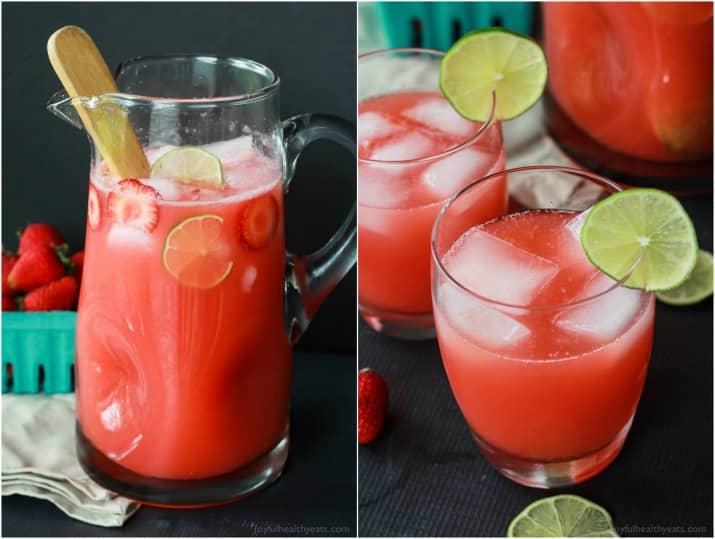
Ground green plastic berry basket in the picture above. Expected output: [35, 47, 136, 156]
[2, 311, 76, 393]
[375, 2, 535, 51]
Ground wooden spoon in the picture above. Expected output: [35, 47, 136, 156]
[47, 26, 150, 178]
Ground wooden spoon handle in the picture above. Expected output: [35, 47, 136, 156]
[47, 26, 150, 178]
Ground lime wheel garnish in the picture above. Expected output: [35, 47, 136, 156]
[151, 147, 224, 189]
[162, 214, 233, 289]
[440, 28, 548, 121]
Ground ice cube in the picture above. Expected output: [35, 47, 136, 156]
[358, 202, 399, 236]
[242, 266, 257, 292]
[101, 402, 121, 432]
[445, 229, 559, 305]
[439, 282, 530, 346]
[145, 145, 177, 164]
[359, 163, 410, 209]
[194, 187, 224, 201]
[201, 136, 254, 166]
[565, 209, 591, 242]
[403, 98, 478, 139]
[560, 209, 600, 271]
[369, 131, 433, 161]
[141, 178, 182, 200]
[358, 112, 400, 145]
[555, 272, 643, 339]
[421, 148, 495, 200]
[107, 225, 154, 250]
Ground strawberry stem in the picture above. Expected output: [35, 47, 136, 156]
[54, 244, 73, 272]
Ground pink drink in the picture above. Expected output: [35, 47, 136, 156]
[76, 138, 292, 480]
[359, 90, 506, 334]
[544, 2, 712, 163]
[434, 209, 654, 485]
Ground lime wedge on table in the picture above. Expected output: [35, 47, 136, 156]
[656, 250, 713, 305]
[150, 147, 224, 188]
[440, 28, 547, 122]
[580, 189, 698, 292]
[507, 495, 618, 537]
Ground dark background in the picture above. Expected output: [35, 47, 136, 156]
[2, 1, 357, 353]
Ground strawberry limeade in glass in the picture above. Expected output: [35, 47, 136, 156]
[49, 54, 356, 506]
[432, 167, 655, 488]
[359, 49, 506, 339]
[543, 2, 712, 190]
[77, 139, 289, 481]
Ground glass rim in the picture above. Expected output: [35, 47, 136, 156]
[75, 54, 280, 106]
[431, 165, 649, 313]
[358, 47, 497, 165]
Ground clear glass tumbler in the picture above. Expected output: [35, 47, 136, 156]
[358, 48, 506, 339]
[432, 166, 655, 488]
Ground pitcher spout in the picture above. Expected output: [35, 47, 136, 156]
[47, 89, 85, 129]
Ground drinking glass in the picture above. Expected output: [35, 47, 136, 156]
[432, 166, 655, 487]
[359, 48, 505, 339]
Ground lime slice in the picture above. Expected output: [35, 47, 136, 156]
[162, 214, 233, 289]
[150, 147, 224, 189]
[440, 28, 547, 121]
[580, 188, 698, 291]
[507, 495, 618, 537]
[656, 249, 713, 305]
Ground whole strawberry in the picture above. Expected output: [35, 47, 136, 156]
[358, 368, 389, 444]
[23, 275, 78, 311]
[7, 247, 66, 292]
[71, 251, 85, 284]
[18, 223, 64, 255]
[2, 252, 19, 295]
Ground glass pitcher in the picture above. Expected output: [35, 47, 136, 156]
[543, 2, 713, 193]
[47, 55, 356, 506]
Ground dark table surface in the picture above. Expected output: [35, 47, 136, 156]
[358, 196, 713, 537]
[2, 350, 356, 537]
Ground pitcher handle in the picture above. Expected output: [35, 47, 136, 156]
[282, 113, 356, 345]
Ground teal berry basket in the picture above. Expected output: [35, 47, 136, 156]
[375, 2, 535, 51]
[2, 311, 76, 393]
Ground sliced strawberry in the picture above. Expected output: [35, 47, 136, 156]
[88, 184, 101, 229]
[2, 253, 19, 295]
[18, 223, 64, 255]
[71, 251, 85, 283]
[107, 179, 159, 233]
[7, 247, 66, 292]
[238, 194, 279, 249]
[23, 275, 79, 311]
[2, 295, 17, 311]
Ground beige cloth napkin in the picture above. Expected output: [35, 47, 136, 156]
[2, 394, 140, 527]
[503, 100, 605, 209]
